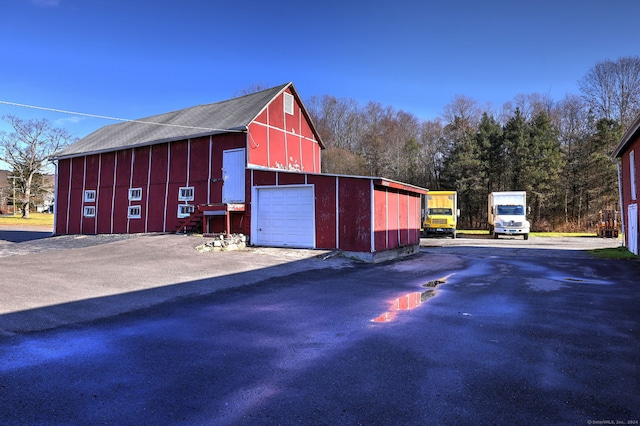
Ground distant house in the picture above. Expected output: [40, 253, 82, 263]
[612, 113, 640, 255]
[52, 83, 426, 260]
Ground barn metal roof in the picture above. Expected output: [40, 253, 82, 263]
[54, 82, 323, 159]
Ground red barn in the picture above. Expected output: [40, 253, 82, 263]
[612, 113, 640, 255]
[53, 83, 426, 260]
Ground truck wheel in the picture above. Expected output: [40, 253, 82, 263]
[494, 232, 499, 239]
[523, 234, 529, 240]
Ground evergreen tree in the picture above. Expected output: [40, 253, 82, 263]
[526, 112, 565, 226]
[441, 118, 486, 228]
[476, 113, 504, 193]
[584, 118, 623, 225]
[502, 109, 529, 191]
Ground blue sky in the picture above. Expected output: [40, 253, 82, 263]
[1, 0, 639, 148]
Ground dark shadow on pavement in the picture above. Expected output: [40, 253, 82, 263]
[0, 229, 52, 243]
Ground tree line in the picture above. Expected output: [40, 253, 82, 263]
[306, 56, 640, 231]
[2, 56, 639, 226]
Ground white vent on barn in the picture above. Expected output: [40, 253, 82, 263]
[177, 204, 195, 218]
[128, 205, 141, 219]
[178, 186, 194, 201]
[284, 92, 294, 115]
[83, 206, 96, 217]
[84, 190, 96, 203]
[128, 187, 142, 201]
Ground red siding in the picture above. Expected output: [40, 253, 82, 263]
[309, 174, 337, 249]
[286, 132, 302, 171]
[373, 188, 388, 251]
[246, 90, 321, 173]
[97, 153, 116, 234]
[301, 138, 317, 174]
[147, 183, 167, 232]
[189, 137, 211, 183]
[55, 159, 70, 235]
[169, 141, 188, 183]
[65, 157, 85, 234]
[268, 127, 286, 168]
[247, 122, 269, 167]
[131, 147, 150, 187]
[409, 193, 421, 245]
[97, 186, 113, 234]
[620, 137, 640, 247]
[150, 144, 168, 184]
[70, 157, 84, 191]
[252, 170, 277, 186]
[338, 177, 372, 252]
[85, 155, 100, 187]
[621, 139, 640, 206]
[372, 185, 423, 251]
[268, 94, 285, 130]
[278, 172, 306, 185]
[56, 151, 425, 255]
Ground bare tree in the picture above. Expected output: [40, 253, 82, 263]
[578, 56, 640, 128]
[234, 82, 270, 97]
[500, 92, 555, 124]
[442, 95, 482, 131]
[306, 95, 366, 174]
[0, 115, 74, 218]
[418, 119, 446, 189]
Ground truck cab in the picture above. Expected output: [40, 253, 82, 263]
[488, 191, 530, 240]
[423, 191, 459, 238]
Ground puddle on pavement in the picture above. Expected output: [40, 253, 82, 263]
[372, 276, 450, 323]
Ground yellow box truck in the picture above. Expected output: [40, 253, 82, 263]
[422, 191, 459, 238]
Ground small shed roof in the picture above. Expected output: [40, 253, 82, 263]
[612, 113, 640, 158]
[55, 82, 323, 159]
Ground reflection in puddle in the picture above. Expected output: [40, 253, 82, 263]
[372, 277, 448, 323]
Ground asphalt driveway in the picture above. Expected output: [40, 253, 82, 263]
[0, 233, 638, 424]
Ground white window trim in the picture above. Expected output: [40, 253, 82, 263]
[128, 205, 141, 219]
[84, 190, 96, 203]
[83, 206, 96, 217]
[129, 187, 143, 201]
[284, 92, 294, 115]
[178, 186, 194, 201]
[177, 204, 195, 218]
[630, 150, 637, 201]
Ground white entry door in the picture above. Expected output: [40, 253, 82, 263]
[628, 203, 638, 255]
[253, 186, 315, 248]
[222, 149, 245, 203]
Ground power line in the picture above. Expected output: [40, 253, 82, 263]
[0, 100, 243, 133]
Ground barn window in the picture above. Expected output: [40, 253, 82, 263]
[129, 187, 142, 201]
[83, 206, 96, 217]
[284, 93, 294, 115]
[128, 205, 141, 219]
[178, 186, 194, 201]
[177, 204, 195, 218]
[84, 190, 96, 203]
[631, 150, 637, 200]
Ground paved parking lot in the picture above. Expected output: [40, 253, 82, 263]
[0, 230, 638, 424]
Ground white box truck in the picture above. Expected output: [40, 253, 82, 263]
[488, 191, 530, 240]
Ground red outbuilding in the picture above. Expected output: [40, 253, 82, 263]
[53, 82, 427, 260]
[612, 113, 640, 255]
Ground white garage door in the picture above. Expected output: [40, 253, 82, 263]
[253, 186, 315, 248]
